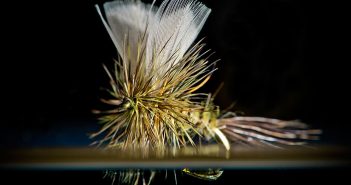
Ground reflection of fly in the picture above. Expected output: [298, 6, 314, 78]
[182, 168, 223, 181]
[92, 0, 321, 184]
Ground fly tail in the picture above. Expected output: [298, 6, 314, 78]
[218, 116, 322, 148]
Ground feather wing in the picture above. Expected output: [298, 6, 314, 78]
[98, 1, 156, 74]
[146, 0, 211, 75]
[97, 0, 211, 76]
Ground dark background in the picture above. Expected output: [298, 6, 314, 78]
[1, 0, 349, 184]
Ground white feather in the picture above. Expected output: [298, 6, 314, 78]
[147, 0, 211, 75]
[101, 1, 156, 74]
[98, 0, 211, 76]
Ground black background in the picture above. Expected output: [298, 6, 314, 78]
[1, 0, 349, 184]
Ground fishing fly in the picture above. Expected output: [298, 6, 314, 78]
[91, 0, 321, 184]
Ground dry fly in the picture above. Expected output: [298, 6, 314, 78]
[91, 0, 321, 184]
